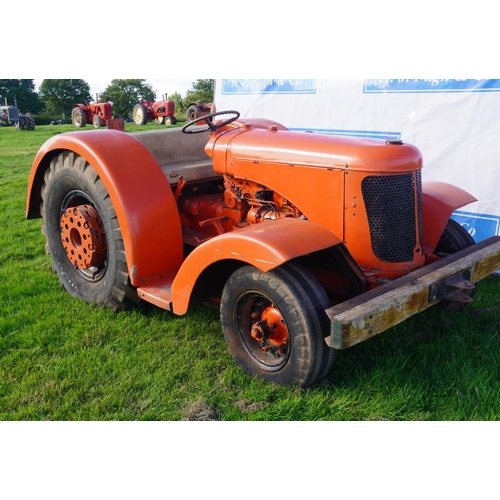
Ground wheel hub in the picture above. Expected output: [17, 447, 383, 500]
[60, 205, 107, 269]
[250, 305, 289, 357]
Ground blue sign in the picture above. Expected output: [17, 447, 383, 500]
[363, 79, 500, 94]
[451, 210, 500, 243]
[221, 79, 316, 95]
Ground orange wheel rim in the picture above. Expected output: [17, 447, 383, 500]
[60, 205, 107, 269]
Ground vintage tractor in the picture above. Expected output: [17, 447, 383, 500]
[0, 104, 35, 130]
[71, 95, 112, 128]
[26, 111, 500, 387]
[132, 97, 177, 125]
[186, 101, 213, 122]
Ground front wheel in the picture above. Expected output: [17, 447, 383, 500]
[220, 263, 335, 387]
[164, 116, 177, 126]
[434, 218, 477, 311]
[92, 115, 103, 128]
[40, 151, 139, 311]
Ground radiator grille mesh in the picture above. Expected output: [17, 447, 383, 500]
[361, 172, 422, 263]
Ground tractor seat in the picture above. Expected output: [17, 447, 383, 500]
[130, 127, 217, 185]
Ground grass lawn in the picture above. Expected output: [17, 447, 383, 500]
[2, 122, 500, 421]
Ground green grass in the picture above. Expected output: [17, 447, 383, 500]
[2, 123, 500, 421]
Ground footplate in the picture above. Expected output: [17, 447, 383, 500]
[326, 236, 500, 350]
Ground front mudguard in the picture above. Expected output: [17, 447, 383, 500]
[422, 181, 477, 253]
[170, 218, 343, 315]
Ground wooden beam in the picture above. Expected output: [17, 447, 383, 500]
[326, 237, 500, 350]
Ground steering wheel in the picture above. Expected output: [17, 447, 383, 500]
[182, 110, 240, 134]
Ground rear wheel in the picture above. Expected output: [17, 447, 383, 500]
[133, 103, 148, 125]
[220, 262, 334, 387]
[435, 218, 477, 311]
[40, 151, 139, 311]
[26, 112, 35, 130]
[186, 105, 200, 122]
[72, 107, 87, 128]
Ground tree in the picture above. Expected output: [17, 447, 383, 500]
[168, 91, 185, 113]
[39, 79, 92, 116]
[100, 79, 155, 117]
[185, 79, 214, 104]
[0, 79, 43, 114]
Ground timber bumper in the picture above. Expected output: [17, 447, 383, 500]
[326, 236, 500, 350]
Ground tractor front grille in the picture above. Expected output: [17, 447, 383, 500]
[361, 172, 422, 263]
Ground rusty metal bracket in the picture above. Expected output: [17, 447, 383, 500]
[428, 269, 474, 303]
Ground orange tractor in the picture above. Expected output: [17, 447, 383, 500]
[26, 110, 500, 387]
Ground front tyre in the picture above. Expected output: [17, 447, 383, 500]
[92, 115, 104, 128]
[435, 218, 477, 311]
[40, 151, 139, 311]
[220, 263, 332, 387]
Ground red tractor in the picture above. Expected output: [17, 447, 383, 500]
[186, 101, 214, 122]
[26, 110, 500, 387]
[71, 95, 113, 128]
[132, 97, 177, 126]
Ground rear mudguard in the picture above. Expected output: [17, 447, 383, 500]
[170, 218, 342, 315]
[422, 181, 477, 253]
[26, 130, 184, 286]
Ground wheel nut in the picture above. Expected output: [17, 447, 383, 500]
[251, 327, 263, 340]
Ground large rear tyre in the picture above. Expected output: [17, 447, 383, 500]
[40, 151, 139, 311]
[133, 103, 148, 125]
[434, 218, 477, 311]
[220, 262, 334, 387]
[186, 104, 200, 123]
[26, 112, 35, 130]
[72, 107, 87, 128]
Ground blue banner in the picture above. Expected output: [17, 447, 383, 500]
[290, 127, 401, 140]
[451, 210, 500, 243]
[221, 79, 316, 95]
[363, 79, 500, 94]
